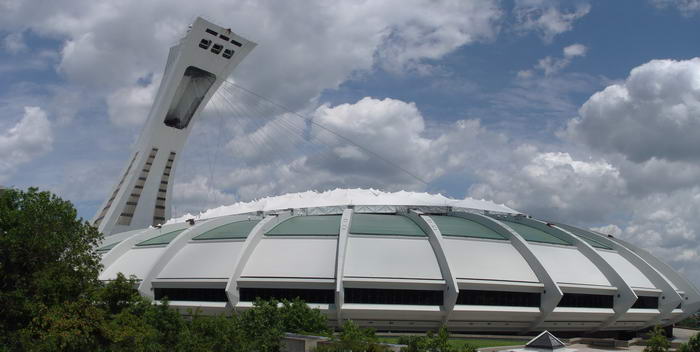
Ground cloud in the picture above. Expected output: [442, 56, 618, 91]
[468, 148, 627, 223]
[0, 0, 504, 122]
[651, 0, 700, 16]
[0, 106, 53, 182]
[106, 75, 160, 127]
[565, 58, 700, 163]
[2, 32, 27, 53]
[519, 43, 588, 77]
[513, 0, 591, 43]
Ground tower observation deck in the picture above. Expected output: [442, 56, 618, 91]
[92, 17, 256, 235]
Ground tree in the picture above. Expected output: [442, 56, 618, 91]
[679, 332, 700, 352]
[316, 320, 387, 352]
[398, 326, 477, 352]
[644, 326, 671, 352]
[0, 187, 103, 348]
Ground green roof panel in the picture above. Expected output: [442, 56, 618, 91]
[266, 215, 341, 236]
[97, 241, 121, 252]
[500, 221, 572, 246]
[193, 220, 260, 240]
[136, 229, 186, 247]
[350, 214, 426, 237]
[555, 223, 613, 250]
[431, 215, 506, 240]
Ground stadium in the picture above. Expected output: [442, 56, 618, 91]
[94, 17, 700, 334]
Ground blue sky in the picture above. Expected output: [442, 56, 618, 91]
[1, 0, 700, 285]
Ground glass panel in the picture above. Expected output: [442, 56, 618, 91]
[500, 221, 572, 246]
[193, 220, 260, 240]
[350, 214, 426, 237]
[136, 229, 185, 246]
[164, 66, 216, 129]
[266, 215, 340, 236]
[555, 223, 613, 250]
[431, 215, 506, 240]
[97, 241, 121, 253]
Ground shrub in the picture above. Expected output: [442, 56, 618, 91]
[644, 326, 671, 352]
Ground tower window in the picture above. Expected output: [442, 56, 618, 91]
[198, 39, 211, 49]
[219, 34, 230, 41]
[205, 28, 218, 36]
[223, 49, 234, 59]
[211, 44, 223, 54]
[164, 66, 216, 130]
[231, 39, 242, 47]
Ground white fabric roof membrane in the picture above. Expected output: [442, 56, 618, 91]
[168, 188, 518, 224]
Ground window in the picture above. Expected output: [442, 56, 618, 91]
[211, 43, 223, 54]
[558, 293, 613, 308]
[231, 39, 242, 47]
[154, 288, 227, 302]
[631, 296, 659, 309]
[344, 288, 443, 305]
[219, 34, 230, 41]
[239, 288, 335, 304]
[456, 290, 540, 307]
[205, 28, 218, 36]
[198, 39, 211, 49]
[164, 66, 216, 130]
[223, 49, 234, 59]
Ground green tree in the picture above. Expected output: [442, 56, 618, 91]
[0, 188, 103, 348]
[398, 326, 477, 352]
[679, 332, 700, 352]
[316, 320, 387, 352]
[644, 326, 671, 352]
[279, 297, 330, 335]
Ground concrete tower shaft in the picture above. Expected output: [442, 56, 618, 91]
[93, 17, 256, 235]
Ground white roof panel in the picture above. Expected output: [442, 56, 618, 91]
[344, 237, 442, 280]
[241, 238, 337, 279]
[443, 238, 539, 283]
[599, 250, 655, 289]
[158, 241, 245, 279]
[99, 247, 165, 281]
[530, 244, 611, 287]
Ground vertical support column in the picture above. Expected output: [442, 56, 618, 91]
[553, 224, 682, 328]
[512, 217, 637, 331]
[225, 212, 292, 308]
[448, 212, 563, 333]
[404, 210, 459, 323]
[334, 208, 353, 326]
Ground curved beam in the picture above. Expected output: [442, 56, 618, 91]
[404, 210, 459, 323]
[448, 212, 563, 333]
[509, 217, 637, 331]
[137, 214, 260, 299]
[225, 211, 293, 308]
[334, 208, 353, 326]
[610, 237, 700, 324]
[554, 224, 681, 328]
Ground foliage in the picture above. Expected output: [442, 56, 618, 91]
[679, 332, 700, 352]
[398, 326, 477, 352]
[279, 297, 330, 335]
[0, 187, 103, 349]
[316, 320, 388, 352]
[644, 326, 671, 352]
[678, 314, 700, 329]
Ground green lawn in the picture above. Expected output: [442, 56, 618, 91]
[377, 337, 528, 348]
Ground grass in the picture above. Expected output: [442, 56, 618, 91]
[377, 337, 528, 348]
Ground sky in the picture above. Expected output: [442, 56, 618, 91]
[1, 0, 700, 287]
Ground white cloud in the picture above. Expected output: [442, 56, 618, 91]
[651, 0, 700, 16]
[566, 58, 700, 162]
[2, 32, 27, 53]
[513, 0, 591, 43]
[106, 75, 160, 127]
[0, 0, 503, 121]
[522, 43, 588, 77]
[0, 106, 53, 182]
